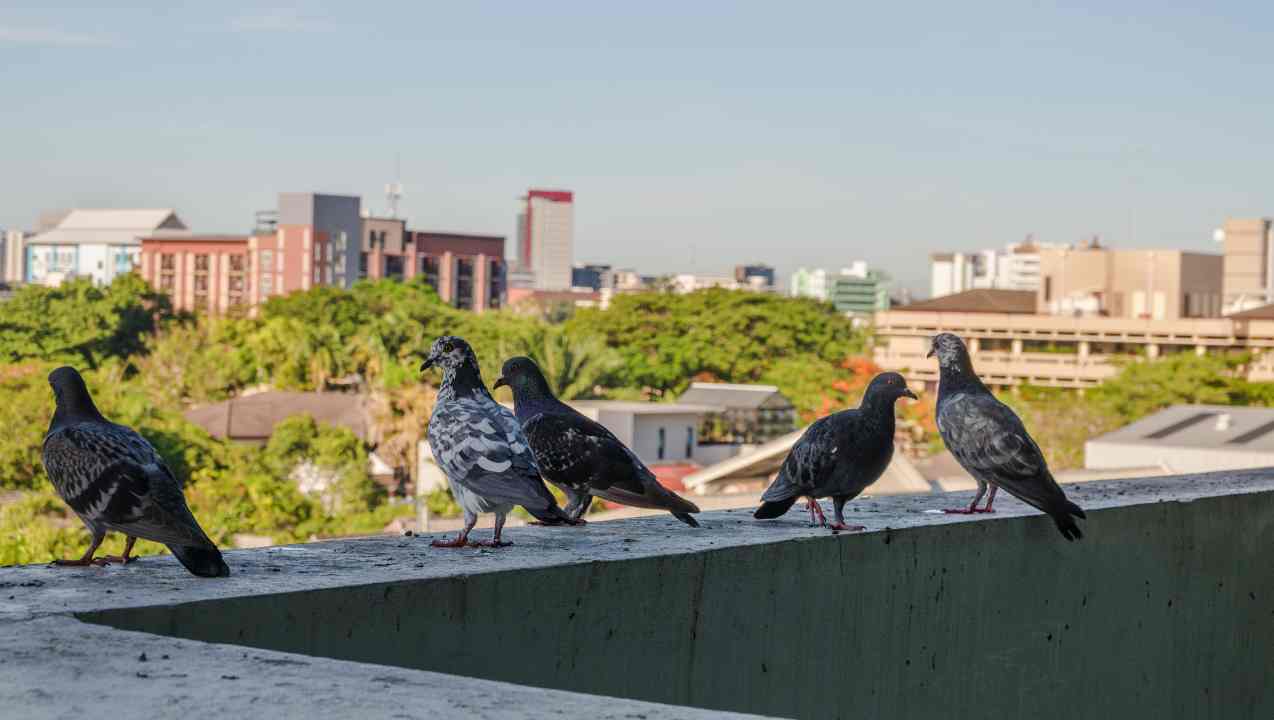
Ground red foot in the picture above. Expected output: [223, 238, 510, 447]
[474, 539, 513, 548]
[806, 500, 828, 527]
[942, 507, 994, 514]
[829, 523, 865, 532]
[430, 535, 471, 548]
[52, 557, 111, 567]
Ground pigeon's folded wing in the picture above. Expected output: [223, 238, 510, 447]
[43, 427, 213, 548]
[942, 393, 1058, 508]
[764, 416, 842, 501]
[431, 398, 556, 509]
[522, 412, 645, 494]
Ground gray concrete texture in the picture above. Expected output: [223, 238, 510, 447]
[2, 469, 1272, 719]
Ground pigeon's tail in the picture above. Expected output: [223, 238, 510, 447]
[170, 544, 230, 577]
[523, 502, 575, 525]
[673, 512, 700, 528]
[1050, 499, 1086, 542]
[754, 496, 798, 520]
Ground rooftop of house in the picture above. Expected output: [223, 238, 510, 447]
[1228, 303, 1274, 320]
[895, 288, 1038, 314]
[675, 383, 794, 410]
[1087, 404, 1274, 453]
[570, 400, 718, 416]
[29, 209, 187, 246]
[183, 391, 370, 442]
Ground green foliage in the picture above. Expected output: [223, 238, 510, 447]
[0, 275, 170, 368]
[264, 415, 381, 514]
[1089, 352, 1273, 423]
[565, 289, 866, 400]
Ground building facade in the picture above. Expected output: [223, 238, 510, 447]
[930, 240, 1062, 299]
[277, 193, 362, 290]
[1219, 218, 1273, 314]
[830, 269, 891, 315]
[789, 267, 832, 300]
[516, 189, 574, 290]
[23, 209, 187, 286]
[2, 229, 27, 285]
[412, 231, 506, 311]
[572, 263, 614, 292]
[138, 235, 254, 314]
[1037, 247, 1223, 320]
[734, 264, 776, 291]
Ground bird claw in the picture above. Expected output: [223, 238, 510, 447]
[474, 540, 513, 548]
[430, 536, 472, 549]
[829, 523, 865, 533]
[51, 557, 112, 568]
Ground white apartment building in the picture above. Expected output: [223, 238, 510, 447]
[23, 209, 188, 286]
[930, 240, 1066, 299]
[790, 261, 871, 301]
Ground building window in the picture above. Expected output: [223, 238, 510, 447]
[419, 255, 439, 290]
[488, 259, 504, 309]
[685, 426, 694, 459]
[455, 258, 474, 310]
[159, 274, 175, 292]
[1043, 276, 1052, 302]
[260, 250, 274, 272]
[193, 275, 209, 293]
[384, 255, 404, 280]
[159, 254, 175, 271]
[228, 254, 245, 272]
[194, 254, 209, 272]
[657, 427, 666, 461]
[359, 252, 369, 278]
[261, 274, 274, 295]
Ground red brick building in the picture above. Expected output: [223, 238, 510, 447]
[360, 218, 506, 311]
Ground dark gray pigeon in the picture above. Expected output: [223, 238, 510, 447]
[754, 372, 916, 531]
[495, 356, 702, 527]
[929, 332, 1086, 540]
[41, 367, 229, 577]
[422, 337, 575, 548]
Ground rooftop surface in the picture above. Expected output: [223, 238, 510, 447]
[183, 391, 370, 442]
[3, 468, 1271, 718]
[895, 288, 1038, 314]
[676, 382, 792, 409]
[1088, 404, 1274, 452]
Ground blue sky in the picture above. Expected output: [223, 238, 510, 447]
[2, 2, 1273, 294]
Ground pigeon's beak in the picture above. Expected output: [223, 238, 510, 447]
[493, 376, 507, 390]
[902, 388, 918, 401]
[925, 346, 936, 359]
[420, 355, 436, 372]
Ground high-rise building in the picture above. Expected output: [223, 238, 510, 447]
[276, 193, 362, 290]
[516, 189, 574, 290]
[572, 263, 613, 292]
[2, 229, 29, 285]
[830, 267, 891, 315]
[734, 264, 775, 292]
[1219, 218, 1273, 314]
[355, 215, 507, 310]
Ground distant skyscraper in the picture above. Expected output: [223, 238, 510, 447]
[517, 189, 574, 290]
[734, 264, 775, 291]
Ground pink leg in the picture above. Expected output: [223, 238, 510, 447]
[431, 514, 476, 548]
[474, 514, 513, 548]
[944, 483, 989, 514]
[806, 499, 827, 527]
[977, 486, 998, 513]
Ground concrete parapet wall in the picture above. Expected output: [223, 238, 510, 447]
[3, 469, 1273, 719]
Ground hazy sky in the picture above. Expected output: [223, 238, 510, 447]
[3, 2, 1273, 294]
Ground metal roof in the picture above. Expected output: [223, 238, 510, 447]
[676, 383, 793, 410]
[183, 392, 371, 442]
[895, 289, 1037, 314]
[569, 400, 716, 416]
[28, 209, 188, 246]
[1087, 404, 1274, 453]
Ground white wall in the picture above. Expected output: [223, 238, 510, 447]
[1084, 441, 1274, 475]
[631, 414, 698, 464]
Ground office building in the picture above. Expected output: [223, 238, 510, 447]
[516, 189, 574, 290]
[275, 193, 362, 290]
[829, 267, 891, 315]
[572, 263, 614, 292]
[23, 209, 187, 286]
[734, 264, 776, 292]
[789, 267, 832, 300]
[1037, 247, 1223, 319]
[1218, 218, 1273, 314]
[411, 231, 506, 311]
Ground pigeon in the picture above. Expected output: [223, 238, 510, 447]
[421, 336, 575, 548]
[41, 367, 230, 577]
[754, 372, 916, 531]
[494, 356, 702, 527]
[928, 332, 1086, 540]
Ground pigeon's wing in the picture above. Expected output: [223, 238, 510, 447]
[940, 393, 1066, 511]
[762, 415, 843, 502]
[42, 425, 214, 548]
[522, 412, 645, 494]
[430, 398, 558, 510]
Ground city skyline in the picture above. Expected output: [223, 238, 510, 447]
[5, 3, 1274, 293]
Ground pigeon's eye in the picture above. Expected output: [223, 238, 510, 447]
[443, 342, 454, 353]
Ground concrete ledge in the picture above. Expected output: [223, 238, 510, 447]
[3, 469, 1273, 719]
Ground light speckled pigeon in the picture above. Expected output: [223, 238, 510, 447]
[495, 356, 701, 527]
[754, 372, 916, 531]
[41, 367, 229, 576]
[929, 332, 1086, 540]
[422, 337, 574, 548]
